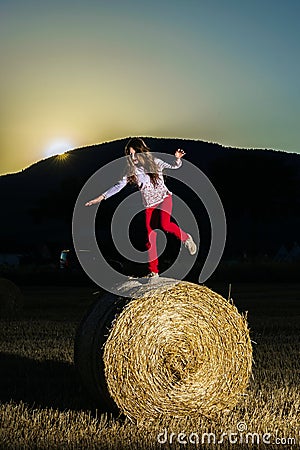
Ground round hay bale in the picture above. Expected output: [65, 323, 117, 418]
[0, 278, 23, 316]
[103, 281, 252, 421]
[74, 291, 127, 412]
[75, 279, 252, 421]
[74, 278, 179, 410]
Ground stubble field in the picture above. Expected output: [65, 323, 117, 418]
[0, 281, 299, 449]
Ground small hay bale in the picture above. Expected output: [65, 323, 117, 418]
[103, 281, 252, 421]
[0, 278, 23, 316]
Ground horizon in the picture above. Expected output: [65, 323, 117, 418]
[1, 135, 299, 177]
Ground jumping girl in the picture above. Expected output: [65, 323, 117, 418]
[85, 137, 197, 277]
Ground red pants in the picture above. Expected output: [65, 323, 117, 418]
[145, 194, 189, 273]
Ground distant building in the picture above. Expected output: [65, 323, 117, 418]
[0, 253, 22, 267]
[274, 242, 300, 262]
[274, 244, 289, 262]
[287, 242, 300, 262]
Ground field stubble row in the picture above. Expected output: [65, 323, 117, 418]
[0, 283, 299, 449]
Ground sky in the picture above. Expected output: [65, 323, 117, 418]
[0, 0, 299, 175]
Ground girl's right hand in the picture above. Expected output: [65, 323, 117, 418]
[85, 195, 104, 206]
[175, 148, 186, 158]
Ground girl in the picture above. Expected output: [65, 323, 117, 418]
[85, 138, 197, 277]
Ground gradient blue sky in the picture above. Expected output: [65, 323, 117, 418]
[1, 0, 299, 174]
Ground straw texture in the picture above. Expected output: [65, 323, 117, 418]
[103, 282, 252, 421]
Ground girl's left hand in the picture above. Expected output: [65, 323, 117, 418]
[175, 148, 186, 158]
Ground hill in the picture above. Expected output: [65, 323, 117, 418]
[1, 137, 299, 265]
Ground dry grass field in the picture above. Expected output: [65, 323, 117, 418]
[0, 281, 299, 449]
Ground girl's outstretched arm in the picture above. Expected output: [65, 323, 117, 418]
[85, 175, 128, 207]
[85, 194, 105, 206]
[155, 149, 186, 170]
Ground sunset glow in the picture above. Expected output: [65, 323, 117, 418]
[1, 1, 299, 175]
[44, 140, 74, 158]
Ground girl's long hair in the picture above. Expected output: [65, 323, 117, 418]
[124, 138, 160, 187]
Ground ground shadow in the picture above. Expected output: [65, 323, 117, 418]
[0, 352, 118, 415]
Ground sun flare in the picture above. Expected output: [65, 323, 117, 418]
[44, 140, 74, 158]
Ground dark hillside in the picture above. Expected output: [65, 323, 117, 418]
[1, 138, 299, 276]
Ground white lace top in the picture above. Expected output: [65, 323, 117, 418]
[102, 157, 182, 208]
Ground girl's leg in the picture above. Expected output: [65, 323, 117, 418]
[159, 195, 189, 241]
[145, 207, 159, 273]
